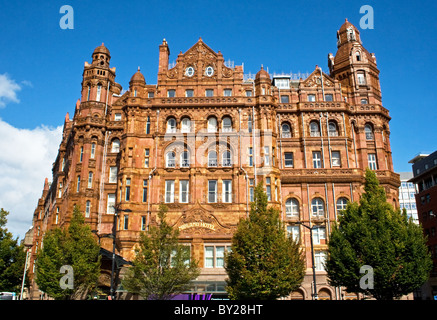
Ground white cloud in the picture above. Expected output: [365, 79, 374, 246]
[0, 119, 63, 239]
[0, 73, 22, 107]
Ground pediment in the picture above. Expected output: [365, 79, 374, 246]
[171, 201, 234, 235]
[302, 67, 335, 88]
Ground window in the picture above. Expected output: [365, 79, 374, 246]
[58, 182, 63, 198]
[311, 198, 325, 217]
[148, 92, 154, 98]
[145, 116, 151, 134]
[107, 193, 116, 214]
[125, 178, 131, 201]
[205, 89, 214, 97]
[308, 94, 316, 102]
[76, 176, 81, 193]
[245, 90, 252, 97]
[123, 215, 129, 230]
[141, 216, 147, 231]
[205, 66, 214, 77]
[328, 121, 338, 137]
[181, 150, 190, 167]
[222, 116, 232, 132]
[325, 94, 333, 102]
[85, 201, 91, 218]
[114, 113, 122, 121]
[368, 153, 378, 170]
[181, 118, 191, 133]
[313, 226, 326, 245]
[280, 95, 289, 103]
[222, 150, 232, 167]
[364, 124, 374, 140]
[109, 166, 118, 183]
[87, 85, 91, 100]
[248, 147, 253, 166]
[204, 245, 231, 268]
[167, 118, 177, 133]
[144, 149, 150, 168]
[96, 84, 102, 101]
[185, 89, 194, 97]
[91, 143, 96, 159]
[266, 177, 271, 201]
[264, 146, 270, 166]
[207, 117, 217, 132]
[111, 139, 120, 153]
[223, 180, 232, 203]
[248, 114, 253, 133]
[166, 151, 176, 168]
[167, 89, 175, 97]
[285, 198, 299, 218]
[282, 123, 291, 138]
[208, 180, 217, 203]
[357, 72, 366, 85]
[208, 150, 218, 167]
[223, 89, 232, 97]
[310, 121, 320, 137]
[312, 151, 322, 168]
[361, 98, 368, 104]
[336, 197, 348, 212]
[331, 151, 341, 167]
[284, 152, 294, 167]
[88, 172, 93, 188]
[79, 146, 84, 162]
[180, 180, 189, 203]
[287, 225, 300, 242]
[249, 178, 254, 202]
[356, 52, 361, 61]
[315, 251, 327, 271]
[142, 180, 148, 202]
[165, 180, 175, 203]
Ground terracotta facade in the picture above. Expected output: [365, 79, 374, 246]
[28, 20, 400, 300]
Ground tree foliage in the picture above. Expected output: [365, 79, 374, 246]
[122, 204, 200, 300]
[35, 205, 100, 300]
[0, 208, 27, 293]
[326, 169, 432, 300]
[225, 183, 305, 300]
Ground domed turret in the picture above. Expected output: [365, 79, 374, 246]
[92, 43, 111, 67]
[337, 18, 361, 48]
[255, 66, 270, 81]
[129, 67, 146, 92]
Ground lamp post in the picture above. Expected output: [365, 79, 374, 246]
[296, 221, 319, 300]
[110, 206, 131, 300]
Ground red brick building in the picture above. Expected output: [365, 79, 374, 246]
[409, 151, 437, 299]
[28, 19, 399, 300]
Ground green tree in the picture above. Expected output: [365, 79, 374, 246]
[325, 169, 432, 300]
[0, 208, 27, 293]
[122, 204, 200, 300]
[36, 205, 100, 299]
[225, 183, 305, 300]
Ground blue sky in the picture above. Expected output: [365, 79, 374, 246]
[0, 0, 436, 238]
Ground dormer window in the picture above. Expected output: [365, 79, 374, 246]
[356, 52, 361, 62]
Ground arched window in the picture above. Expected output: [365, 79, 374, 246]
[310, 121, 320, 137]
[208, 150, 217, 167]
[328, 121, 339, 137]
[181, 117, 191, 133]
[222, 150, 232, 167]
[282, 123, 291, 138]
[85, 200, 91, 218]
[166, 151, 176, 167]
[167, 118, 177, 133]
[356, 52, 361, 62]
[180, 150, 190, 167]
[311, 198, 325, 217]
[222, 116, 232, 132]
[336, 197, 348, 212]
[207, 117, 217, 132]
[87, 84, 91, 101]
[364, 124, 374, 140]
[285, 198, 299, 218]
[111, 139, 120, 153]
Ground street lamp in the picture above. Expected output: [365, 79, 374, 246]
[296, 221, 319, 300]
[110, 206, 131, 300]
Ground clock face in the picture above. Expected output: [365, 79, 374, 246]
[185, 66, 195, 77]
[205, 66, 214, 77]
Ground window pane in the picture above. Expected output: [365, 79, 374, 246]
[205, 246, 214, 268]
[284, 152, 293, 167]
[208, 181, 217, 203]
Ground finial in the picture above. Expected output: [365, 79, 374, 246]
[138, 66, 140, 71]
